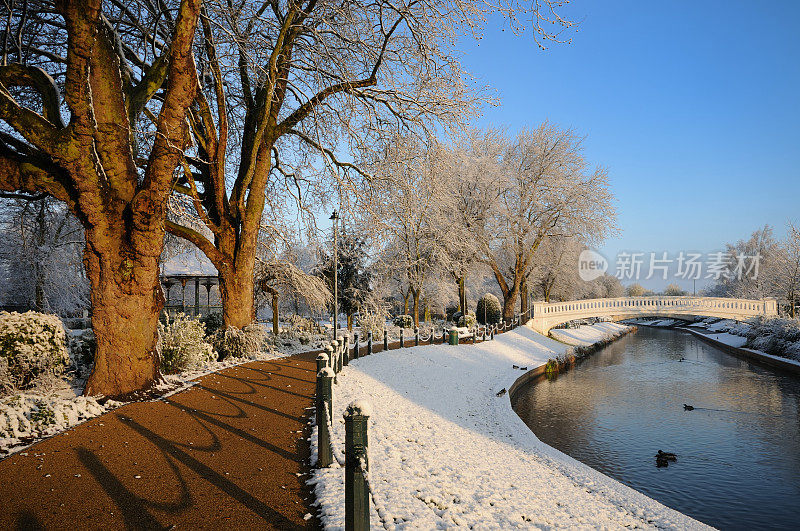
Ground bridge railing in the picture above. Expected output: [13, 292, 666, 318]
[532, 296, 777, 319]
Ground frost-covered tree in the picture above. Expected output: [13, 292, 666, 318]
[663, 283, 686, 296]
[439, 129, 504, 313]
[772, 222, 800, 318]
[255, 258, 331, 335]
[530, 236, 583, 302]
[366, 135, 447, 326]
[475, 123, 617, 320]
[0, 197, 87, 315]
[706, 225, 781, 300]
[626, 283, 646, 297]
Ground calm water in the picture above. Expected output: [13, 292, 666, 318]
[511, 327, 800, 530]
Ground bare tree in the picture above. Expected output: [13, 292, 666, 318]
[367, 134, 447, 326]
[475, 123, 617, 320]
[439, 129, 504, 313]
[163, 0, 578, 330]
[0, 0, 202, 397]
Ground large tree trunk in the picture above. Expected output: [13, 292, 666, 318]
[83, 228, 164, 398]
[502, 290, 518, 322]
[219, 268, 256, 329]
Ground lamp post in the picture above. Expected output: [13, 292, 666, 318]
[330, 210, 340, 340]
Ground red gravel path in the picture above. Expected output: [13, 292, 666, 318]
[0, 352, 321, 530]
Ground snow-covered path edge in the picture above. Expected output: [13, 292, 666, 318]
[309, 322, 711, 530]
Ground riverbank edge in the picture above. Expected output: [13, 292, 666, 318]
[508, 324, 638, 398]
[679, 327, 800, 375]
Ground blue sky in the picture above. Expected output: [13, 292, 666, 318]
[458, 1, 800, 289]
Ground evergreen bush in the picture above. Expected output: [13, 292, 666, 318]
[393, 314, 413, 329]
[476, 294, 502, 325]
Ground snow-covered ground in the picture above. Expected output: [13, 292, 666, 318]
[548, 321, 630, 346]
[309, 322, 708, 529]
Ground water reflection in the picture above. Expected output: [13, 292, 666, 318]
[511, 327, 800, 530]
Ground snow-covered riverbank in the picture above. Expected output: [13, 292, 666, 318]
[309, 322, 709, 529]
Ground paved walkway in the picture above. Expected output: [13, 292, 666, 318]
[0, 352, 321, 530]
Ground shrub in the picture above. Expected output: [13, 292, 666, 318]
[393, 314, 413, 329]
[67, 329, 96, 379]
[211, 323, 267, 360]
[457, 312, 477, 328]
[200, 312, 224, 336]
[358, 312, 386, 338]
[158, 314, 214, 374]
[445, 305, 459, 321]
[745, 317, 800, 361]
[283, 315, 317, 336]
[451, 311, 463, 323]
[0, 311, 69, 394]
[476, 294, 502, 325]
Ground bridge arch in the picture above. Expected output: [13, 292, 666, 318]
[528, 296, 778, 335]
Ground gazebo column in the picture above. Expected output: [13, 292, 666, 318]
[180, 279, 187, 313]
[194, 277, 200, 317]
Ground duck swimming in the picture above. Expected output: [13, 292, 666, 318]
[684, 404, 694, 411]
[656, 450, 677, 467]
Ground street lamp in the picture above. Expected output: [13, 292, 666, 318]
[330, 210, 340, 339]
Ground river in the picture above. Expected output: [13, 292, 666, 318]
[511, 326, 800, 530]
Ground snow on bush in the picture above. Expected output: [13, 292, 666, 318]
[476, 293, 502, 325]
[211, 323, 267, 360]
[745, 317, 800, 361]
[457, 312, 477, 328]
[158, 314, 215, 374]
[285, 315, 317, 333]
[1, 393, 121, 455]
[358, 311, 386, 338]
[0, 311, 69, 395]
[393, 314, 413, 329]
[705, 319, 750, 336]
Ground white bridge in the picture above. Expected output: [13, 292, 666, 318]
[528, 296, 778, 335]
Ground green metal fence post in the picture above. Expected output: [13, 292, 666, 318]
[414, 327, 419, 346]
[399, 328, 404, 348]
[367, 332, 373, 355]
[316, 368, 334, 467]
[353, 333, 359, 360]
[342, 336, 349, 366]
[344, 401, 371, 531]
[316, 353, 328, 375]
[383, 329, 388, 351]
